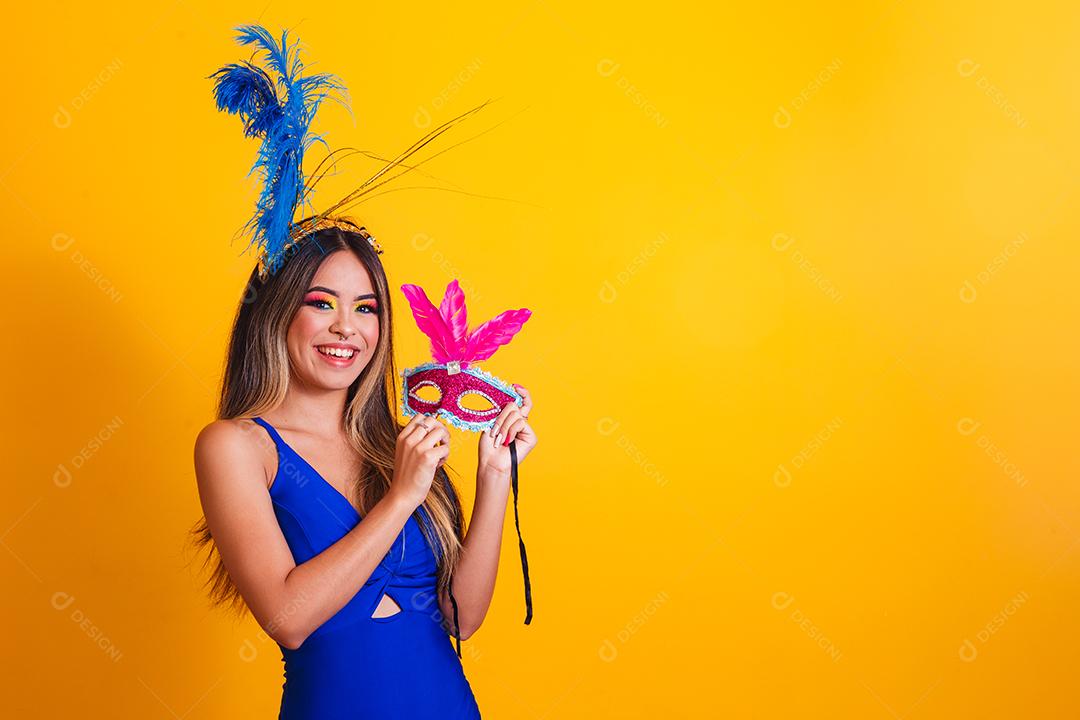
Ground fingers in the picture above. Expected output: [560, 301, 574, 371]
[512, 383, 532, 417]
[500, 416, 527, 446]
[490, 403, 524, 447]
[401, 413, 448, 449]
[399, 412, 430, 441]
[416, 418, 449, 450]
[428, 437, 452, 461]
[424, 422, 450, 449]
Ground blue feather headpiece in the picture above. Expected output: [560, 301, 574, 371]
[210, 24, 495, 278]
[209, 24, 349, 276]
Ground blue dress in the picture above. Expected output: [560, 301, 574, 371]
[251, 416, 482, 719]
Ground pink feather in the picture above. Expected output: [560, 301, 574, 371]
[437, 279, 469, 357]
[464, 308, 532, 363]
[400, 284, 459, 363]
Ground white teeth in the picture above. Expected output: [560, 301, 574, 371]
[317, 346, 355, 359]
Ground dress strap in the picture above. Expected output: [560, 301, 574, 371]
[251, 416, 285, 447]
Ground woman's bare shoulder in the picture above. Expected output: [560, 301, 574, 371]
[194, 418, 275, 488]
[195, 418, 262, 456]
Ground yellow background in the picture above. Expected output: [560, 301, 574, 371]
[4, 1, 1079, 717]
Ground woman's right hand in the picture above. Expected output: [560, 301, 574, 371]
[389, 413, 450, 508]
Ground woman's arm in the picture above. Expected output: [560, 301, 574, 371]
[194, 419, 416, 649]
[438, 469, 511, 640]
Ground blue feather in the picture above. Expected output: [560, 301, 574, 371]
[209, 24, 348, 275]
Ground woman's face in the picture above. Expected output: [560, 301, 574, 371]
[285, 250, 381, 391]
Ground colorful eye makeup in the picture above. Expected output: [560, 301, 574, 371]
[303, 291, 379, 314]
[303, 291, 336, 310]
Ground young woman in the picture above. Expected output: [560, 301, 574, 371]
[190, 223, 537, 718]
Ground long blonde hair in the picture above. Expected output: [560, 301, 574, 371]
[187, 224, 465, 617]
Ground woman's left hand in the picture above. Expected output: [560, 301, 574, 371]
[477, 383, 537, 479]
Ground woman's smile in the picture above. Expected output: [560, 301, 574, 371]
[314, 342, 361, 368]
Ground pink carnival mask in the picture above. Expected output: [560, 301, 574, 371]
[401, 279, 536, 635]
[399, 280, 531, 432]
